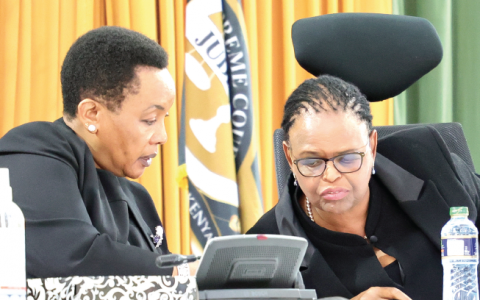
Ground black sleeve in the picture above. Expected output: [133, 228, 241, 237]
[246, 207, 280, 234]
[0, 153, 172, 278]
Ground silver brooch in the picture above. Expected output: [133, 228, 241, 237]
[150, 225, 164, 248]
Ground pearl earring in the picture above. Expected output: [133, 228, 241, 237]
[293, 173, 298, 186]
[87, 124, 97, 133]
[372, 166, 376, 175]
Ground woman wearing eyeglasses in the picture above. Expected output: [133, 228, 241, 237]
[247, 75, 480, 300]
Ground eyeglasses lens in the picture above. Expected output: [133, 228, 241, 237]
[297, 158, 325, 177]
[297, 153, 363, 176]
[334, 153, 363, 172]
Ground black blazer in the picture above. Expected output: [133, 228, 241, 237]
[0, 119, 173, 278]
[248, 126, 480, 298]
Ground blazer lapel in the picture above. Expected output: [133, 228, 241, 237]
[275, 175, 314, 269]
[375, 154, 450, 249]
[98, 171, 157, 252]
[118, 183, 157, 252]
[375, 125, 480, 248]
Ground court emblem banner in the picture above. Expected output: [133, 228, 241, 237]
[181, 0, 263, 254]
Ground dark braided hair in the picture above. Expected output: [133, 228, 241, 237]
[61, 26, 168, 119]
[281, 75, 372, 142]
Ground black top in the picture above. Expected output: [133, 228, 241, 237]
[291, 176, 442, 298]
[0, 119, 172, 278]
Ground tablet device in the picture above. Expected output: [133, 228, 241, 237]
[195, 234, 308, 290]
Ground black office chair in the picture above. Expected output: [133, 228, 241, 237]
[273, 123, 475, 196]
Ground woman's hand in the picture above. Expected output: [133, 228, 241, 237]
[187, 260, 200, 275]
[351, 287, 412, 300]
[172, 260, 200, 276]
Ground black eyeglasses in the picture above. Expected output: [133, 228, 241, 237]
[293, 152, 366, 177]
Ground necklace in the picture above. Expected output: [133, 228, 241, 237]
[305, 197, 367, 239]
[305, 197, 315, 222]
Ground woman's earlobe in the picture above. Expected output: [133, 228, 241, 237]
[282, 141, 294, 167]
[369, 129, 378, 158]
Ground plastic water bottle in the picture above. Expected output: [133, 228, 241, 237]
[0, 168, 26, 300]
[442, 206, 479, 300]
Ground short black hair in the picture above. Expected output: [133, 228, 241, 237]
[281, 75, 373, 142]
[61, 26, 168, 118]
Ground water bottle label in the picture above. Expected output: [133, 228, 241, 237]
[441, 236, 478, 257]
[0, 288, 26, 299]
[0, 228, 26, 296]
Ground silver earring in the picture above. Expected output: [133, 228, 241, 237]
[293, 173, 298, 186]
[87, 124, 97, 133]
[372, 166, 376, 175]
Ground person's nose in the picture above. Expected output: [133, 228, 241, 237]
[322, 161, 341, 183]
[151, 121, 168, 145]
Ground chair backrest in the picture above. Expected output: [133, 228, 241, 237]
[274, 123, 475, 197]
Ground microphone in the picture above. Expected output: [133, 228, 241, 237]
[369, 235, 378, 244]
[155, 254, 200, 268]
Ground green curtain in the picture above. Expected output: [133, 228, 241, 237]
[393, 0, 480, 169]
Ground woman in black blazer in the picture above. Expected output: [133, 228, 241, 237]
[248, 75, 480, 299]
[0, 27, 192, 278]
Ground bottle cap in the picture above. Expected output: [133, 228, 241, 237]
[450, 206, 469, 216]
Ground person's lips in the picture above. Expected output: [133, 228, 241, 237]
[139, 153, 157, 167]
[320, 187, 349, 201]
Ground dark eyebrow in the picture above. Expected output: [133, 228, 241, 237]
[337, 148, 360, 155]
[299, 146, 364, 158]
[144, 105, 165, 111]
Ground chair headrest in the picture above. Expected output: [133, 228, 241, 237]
[292, 13, 443, 102]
